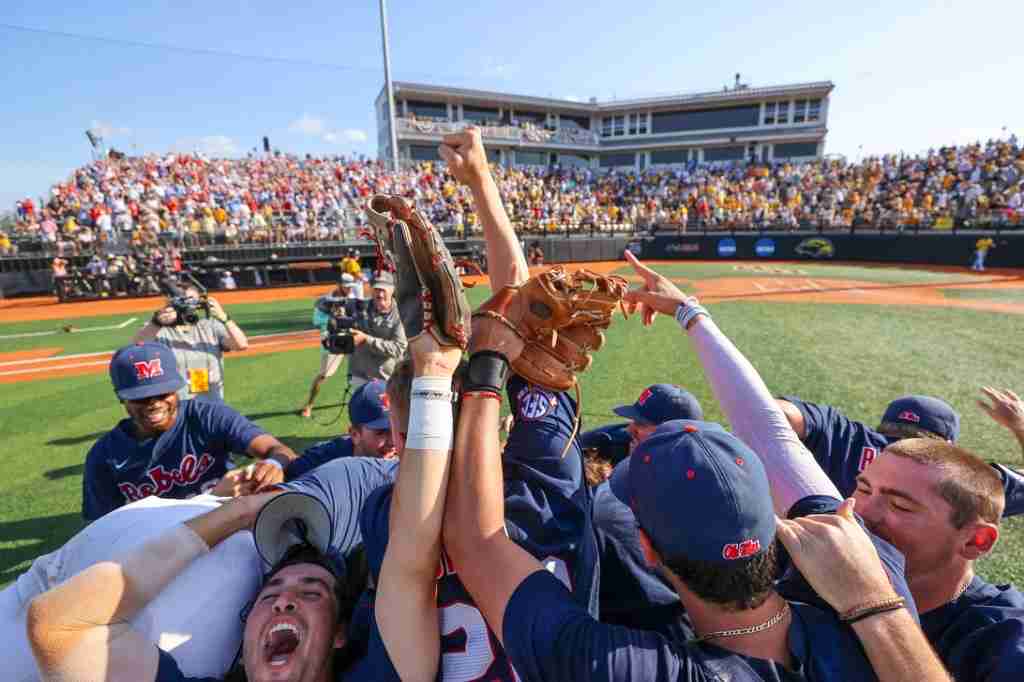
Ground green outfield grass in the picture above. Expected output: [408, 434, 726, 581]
[616, 261, 987, 285]
[2, 265, 1023, 589]
[942, 287, 1024, 304]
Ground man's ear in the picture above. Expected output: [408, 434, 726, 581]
[637, 528, 661, 568]
[962, 522, 999, 560]
[333, 622, 347, 650]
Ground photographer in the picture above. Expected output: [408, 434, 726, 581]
[133, 283, 248, 403]
[299, 272, 406, 418]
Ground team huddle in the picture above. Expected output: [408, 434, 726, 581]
[4, 128, 1024, 682]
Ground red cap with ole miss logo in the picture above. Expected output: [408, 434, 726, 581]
[109, 342, 186, 401]
[609, 420, 775, 564]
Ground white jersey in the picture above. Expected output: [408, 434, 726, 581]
[1, 494, 263, 681]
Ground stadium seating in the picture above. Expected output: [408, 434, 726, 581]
[5, 136, 1022, 257]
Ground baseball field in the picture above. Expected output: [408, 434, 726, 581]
[2, 259, 1023, 589]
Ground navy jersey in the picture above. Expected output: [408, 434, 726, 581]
[279, 455, 399, 560]
[83, 399, 263, 520]
[503, 571, 885, 682]
[592, 481, 691, 642]
[920, 576, 1024, 681]
[784, 397, 1024, 517]
[359, 375, 599, 682]
[285, 435, 355, 480]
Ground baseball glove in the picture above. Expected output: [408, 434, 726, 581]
[474, 266, 629, 391]
[365, 195, 471, 349]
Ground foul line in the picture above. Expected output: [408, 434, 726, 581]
[0, 317, 138, 340]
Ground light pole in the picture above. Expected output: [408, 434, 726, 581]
[379, 0, 400, 171]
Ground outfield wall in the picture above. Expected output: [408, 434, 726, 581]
[1, 232, 1020, 297]
[628, 231, 1024, 268]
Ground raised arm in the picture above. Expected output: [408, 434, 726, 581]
[442, 316, 541, 645]
[623, 251, 839, 516]
[777, 499, 951, 682]
[27, 493, 275, 681]
[207, 296, 249, 351]
[374, 333, 460, 682]
[979, 386, 1024, 460]
[133, 305, 176, 343]
[440, 128, 529, 290]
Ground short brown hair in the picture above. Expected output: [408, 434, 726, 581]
[876, 421, 947, 442]
[885, 438, 1004, 527]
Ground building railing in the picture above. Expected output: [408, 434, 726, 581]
[395, 118, 599, 147]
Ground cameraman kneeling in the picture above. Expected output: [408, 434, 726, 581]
[134, 284, 248, 403]
[300, 272, 406, 418]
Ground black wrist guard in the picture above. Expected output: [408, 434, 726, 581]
[465, 350, 510, 394]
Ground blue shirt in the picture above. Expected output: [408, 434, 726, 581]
[286, 436, 356, 480]
[503, 494, 915, 682]
[359, 375, 599, 681]
[592, 481, 691, 642]
[784, 397, 1024, 517]
[82, 399, 264, 521]
[920, 576, 1024, 682]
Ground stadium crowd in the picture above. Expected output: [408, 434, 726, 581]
[4, 135, 1023, 256]
[3, 128, 1024, 682]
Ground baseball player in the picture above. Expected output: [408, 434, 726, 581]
[775, 393, 1024, 516]
[286, 380, 395, 481]
[346, 129, 600, 680]
[23, 491, 388, 682]
[591, 384, 704, 640]
[626, 253, 1024, 681]
[441, 314, 943, 681]
[83, 342, 297, 520]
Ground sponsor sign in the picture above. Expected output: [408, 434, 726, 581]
[717, 238, 737, 257]
[755, 238, 776, 257]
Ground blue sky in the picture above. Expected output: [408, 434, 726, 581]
[2, 0, 1022, 210]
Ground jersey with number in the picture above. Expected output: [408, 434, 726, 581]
[82, 399, 264, 520]
[784, 396, 1024, 517]
[3, 495, 263, 682]
[285, 435, 355, 480]
[920, 575, 1024, 681]
[359, 375, 599, 682]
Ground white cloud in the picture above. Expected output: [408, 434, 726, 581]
[563, 95, 582, 102]
[89, 120, 132, 139]
[289, 114, 326, 136]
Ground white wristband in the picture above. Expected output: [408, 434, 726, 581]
[262, 458, 284, 470]
[406, 376, 454, 452]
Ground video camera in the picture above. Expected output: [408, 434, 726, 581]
[160, 273, 210, 325]
[320, 297, 369, 355]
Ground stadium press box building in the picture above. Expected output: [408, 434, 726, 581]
[376, 80, 833, 171]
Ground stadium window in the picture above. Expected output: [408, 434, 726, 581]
[628, 114, 638, 135]
[410, 145, 441, 161]
[514, 109, 546, 125]
[601, 117, 613, 137]
[807, 99, 821, 122]
[600, 152, 635, 167]
[763, 102, 776, 125]
[561, 114, 590, 130]
[776, 102, 789, 124]
[407, 100, 448, 120]
[613, 115, 625, 136]
[793, 99, 807, 123]
[516, 150, 547, 166]
[703, 146, 746, 162]
[463, 105, 502, 124]
[652, 105, 760, 133]
[650, 149, 687, 165]
[638, 113, 648, 134]
[773, 141, 819, 159]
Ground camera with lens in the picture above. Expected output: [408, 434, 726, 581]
[161, 273, 209, 324]
[321, 297, 368, 355]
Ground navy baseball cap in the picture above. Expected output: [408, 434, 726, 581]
[109, 342, 185, 401]
[881, 395, 960, 441]
[613, 384, 703, 425]
[609, 420, 775, 564]
[348, 380, 391, 430]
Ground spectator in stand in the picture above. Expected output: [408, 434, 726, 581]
[527, 240, 545, 266]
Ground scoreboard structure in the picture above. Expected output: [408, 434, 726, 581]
[376, 79, 833, 170]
